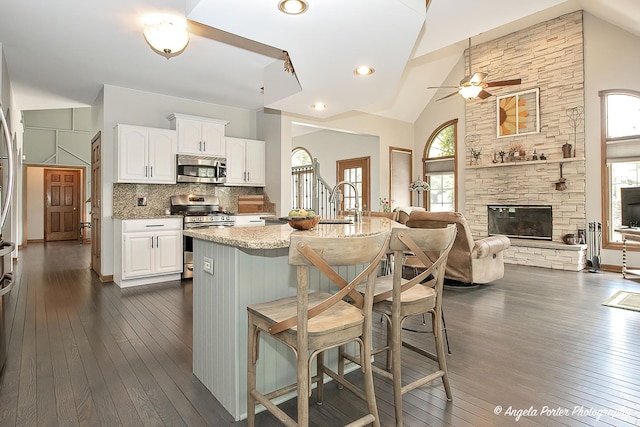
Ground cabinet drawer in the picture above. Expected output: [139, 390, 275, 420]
[122, 218, 182, 233]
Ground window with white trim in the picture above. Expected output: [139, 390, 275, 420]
[423, 119, 457, 212]
[600, 90, 640, 246]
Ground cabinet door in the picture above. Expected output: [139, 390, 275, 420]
[123, 232, 154, 278]
[148, 129, 177, 183]
[155, 230, 183, 274]
[176, 118, 204, 154]
[117, 126, 148, 182]
[200, 122, 226, 157]
[225, 137, 247, 185]
[245, 139, 265, 186]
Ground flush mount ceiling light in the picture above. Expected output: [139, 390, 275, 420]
[143, 14, 190, 59]
[278, 0, 308, 15]
[354, 66, 375, 76]
[311, 102, 326, 111]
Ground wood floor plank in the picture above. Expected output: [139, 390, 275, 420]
[15, 270, 37, 427]
[3, 242, 640, 426]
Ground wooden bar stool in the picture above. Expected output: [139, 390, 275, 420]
[247, 231, 391, 427]
[341, 225, 456, 426]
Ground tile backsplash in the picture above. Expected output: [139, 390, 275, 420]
[113, 183, 274, 218]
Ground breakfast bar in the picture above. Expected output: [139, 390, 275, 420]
[184, 217, 396, 421]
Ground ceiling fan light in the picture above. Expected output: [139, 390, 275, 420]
[143, 15, 189, 59]
[278, 0, 308, 15]
[459, 85, 483, 99]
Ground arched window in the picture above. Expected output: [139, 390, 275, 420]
[600, 90, 640, 247]
[291, 147, 313, 209]
[423, 119, 457, 211]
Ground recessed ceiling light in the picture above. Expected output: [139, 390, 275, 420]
[311, 103, 327, 111]
[354, 66, 375, 76]
[278, 0, 308, 15]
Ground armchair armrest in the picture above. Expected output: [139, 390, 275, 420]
[471, 235, 511, 259]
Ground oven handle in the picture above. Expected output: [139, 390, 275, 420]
[185, 223, 233, 229]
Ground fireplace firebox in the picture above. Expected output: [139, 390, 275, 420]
[488, 205, 553, 240]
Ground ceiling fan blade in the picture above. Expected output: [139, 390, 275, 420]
[485, 78, 522, 87]
[470, 72, 487, 84]
[477, 90, 492, 99]
[436, 91, 460, 102]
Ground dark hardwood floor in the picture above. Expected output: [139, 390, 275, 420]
[1, 241, 639, 426]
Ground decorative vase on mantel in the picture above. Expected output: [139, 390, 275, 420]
[562, 143, 572, 158]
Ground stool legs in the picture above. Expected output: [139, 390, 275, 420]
[247, 320, 258, 427]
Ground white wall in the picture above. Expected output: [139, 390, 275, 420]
[413, 55, 466, 210]
[274, 112, 414, 215]
[584, 12, 640, 267]
[26, 167, 44, 240]
[95, 84, 260, 276]
[293, 129, 380, 210]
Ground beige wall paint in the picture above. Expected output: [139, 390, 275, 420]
[26, 167, 44, 240]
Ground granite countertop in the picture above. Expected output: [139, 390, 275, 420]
[184, 217, 399, 250]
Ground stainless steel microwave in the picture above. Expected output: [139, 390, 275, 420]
[176, 154, 226, 184]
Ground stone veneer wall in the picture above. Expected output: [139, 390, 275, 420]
[112, 183, 273, 218]
[464, 11, 586, 252]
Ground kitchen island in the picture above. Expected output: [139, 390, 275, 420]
[184, 217, 396, 420]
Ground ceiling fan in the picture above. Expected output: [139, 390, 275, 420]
[428, 38, 522, 101]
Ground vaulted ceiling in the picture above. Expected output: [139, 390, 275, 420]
[1, 0, 639, 122]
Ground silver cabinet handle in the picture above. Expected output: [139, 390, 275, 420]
[150, 166, 153, 177]
[145, 224, 165, 227]
[199, 141, 202, 151]
[145, 166, 148, 177]
[203, 141, 206, 152]
[156, 236, 159, 247]
[247, 171, 250, 182]
[151, 236, 154, 248]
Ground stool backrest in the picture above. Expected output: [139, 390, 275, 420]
[268, 231, 391, 335]
[376, 225, 456, 305]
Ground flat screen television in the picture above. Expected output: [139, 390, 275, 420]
[621, 187, 640, 227]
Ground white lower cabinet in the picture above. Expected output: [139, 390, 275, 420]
[114, 218, 182, 287]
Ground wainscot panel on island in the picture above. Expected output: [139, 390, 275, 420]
[184, 217, 398, 421]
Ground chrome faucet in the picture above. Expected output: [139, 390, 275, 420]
[329, 180, 361, 222]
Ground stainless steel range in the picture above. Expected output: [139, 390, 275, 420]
[171, 194, 234, 279]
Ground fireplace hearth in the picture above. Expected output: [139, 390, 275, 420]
[488, 205, 553, 240]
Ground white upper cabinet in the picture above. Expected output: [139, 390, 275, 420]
[115, 124, 176, 184]
[225, 137, 265, 187]
[168, 113, 229, 157]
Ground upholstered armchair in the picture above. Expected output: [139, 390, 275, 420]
[405, 211, 511, 285]
[394, 206, 426, 225]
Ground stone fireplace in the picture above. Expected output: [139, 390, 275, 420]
[461, 12, 587, 271]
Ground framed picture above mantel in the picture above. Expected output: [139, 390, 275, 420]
[497, 88, 540, 138]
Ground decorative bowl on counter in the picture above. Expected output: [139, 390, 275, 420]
[285, 215, 321, 230]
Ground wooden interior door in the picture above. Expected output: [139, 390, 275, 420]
[91, 132, 102, 275]
[336, 157, 370, 212]
[45, 169, 80, 241]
